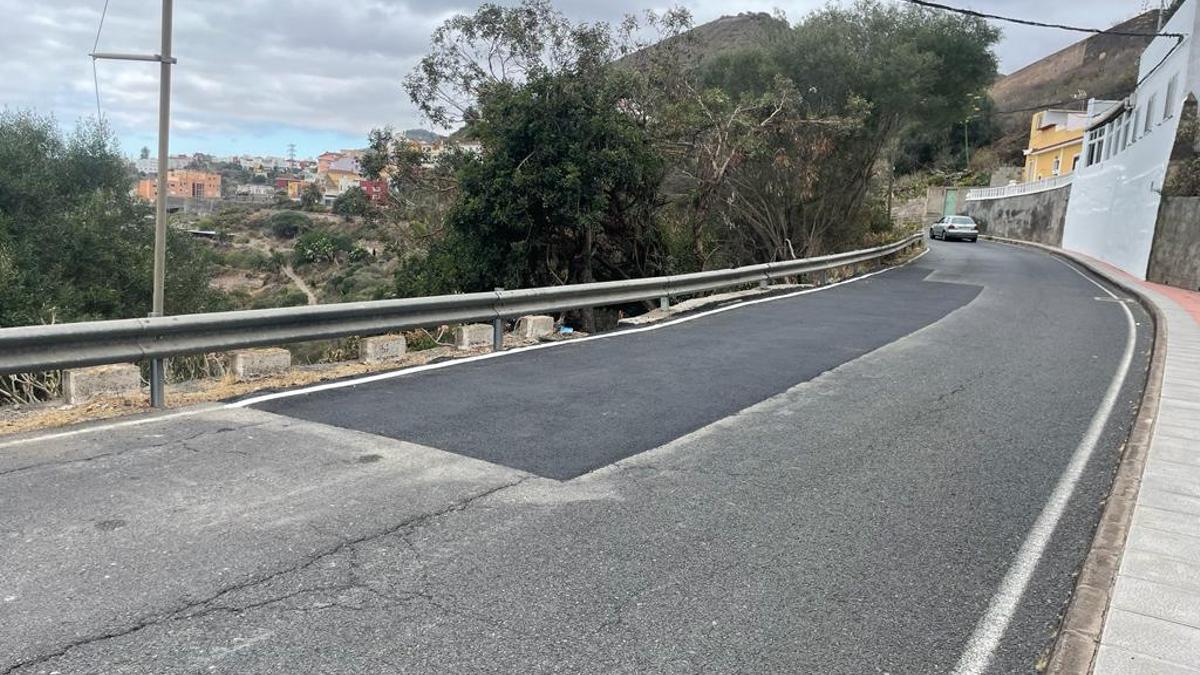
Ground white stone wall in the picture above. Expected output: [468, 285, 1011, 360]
[1062, 0, 1198, 279]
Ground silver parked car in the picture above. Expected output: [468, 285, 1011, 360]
[930, 215, 978, 242]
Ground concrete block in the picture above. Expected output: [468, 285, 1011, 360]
[513, 315, 555, 339]
[360, 335, 407, 364]
[230, 348, 291, 381]
[63, 364, 141, 405]
[455, 323, 493, 350]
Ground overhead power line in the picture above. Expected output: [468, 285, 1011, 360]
[900, 0, 1189, 115]
[896, 0, 1186, 42]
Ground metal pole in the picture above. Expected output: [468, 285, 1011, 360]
[492, 288, 504, 352]
[963, 119, 970, 169]
[149, 0, 173, 407]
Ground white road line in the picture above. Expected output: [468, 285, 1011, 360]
[229, 249, 929, 408]
[952, 256, 1138, 674]
[0, 407, 215, 450]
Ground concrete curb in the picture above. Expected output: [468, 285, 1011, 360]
[980, 235, 1167, 675]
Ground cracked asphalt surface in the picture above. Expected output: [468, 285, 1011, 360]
[0, 240, 1150, 673]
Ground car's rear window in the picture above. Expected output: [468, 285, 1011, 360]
[952, 217, 975, 225]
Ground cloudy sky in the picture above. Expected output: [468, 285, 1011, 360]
[0, 0, 1158, 159]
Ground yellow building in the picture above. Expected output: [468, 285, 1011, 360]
[1023, 109, 1088, 181]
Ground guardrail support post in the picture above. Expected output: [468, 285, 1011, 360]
[492, 287, 504, 352]
[149, 358, 166, 407]
[659, 296, 669, 311]
[146, 310, 166, 407]
[759, 279, 769, 290]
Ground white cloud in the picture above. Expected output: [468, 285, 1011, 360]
[0, 0, 1152, 156]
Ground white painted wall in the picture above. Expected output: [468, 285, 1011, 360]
[1062, 0, 1198, 279]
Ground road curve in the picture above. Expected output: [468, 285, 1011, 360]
[0, 240, 1151, 674]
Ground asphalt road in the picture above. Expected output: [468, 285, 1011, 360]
[0, 240, 1151, 673]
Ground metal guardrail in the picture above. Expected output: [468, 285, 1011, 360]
[0, 233, 922, 376]
[965, 174, 1074, 201]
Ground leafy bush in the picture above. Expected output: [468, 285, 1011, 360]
[266, 211, 312, 239]
[328, 264, 393, 301]
[249, 286, 309, 309]
[332, 186, 373, 218]
[293, 229, 354, 265]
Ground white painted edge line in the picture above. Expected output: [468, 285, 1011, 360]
[0, 407, 216, 450]
[952, 255, 1139, 674]
[229, 248, 930, 408]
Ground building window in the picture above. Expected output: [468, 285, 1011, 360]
[1052, 156, 1062, 175]
[192, 183, 203, 198]
[1134, 108, 1142, 141]
[1165, 75, 1179, 121]
[1072, 154, 1080, 171]
[1146, 94, 1157, 131]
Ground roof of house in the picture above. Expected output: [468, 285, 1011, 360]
[327, 157, 361, 173]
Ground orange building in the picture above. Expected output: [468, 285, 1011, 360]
[317, 152, 342, 173]
[136, 170, 222, 201]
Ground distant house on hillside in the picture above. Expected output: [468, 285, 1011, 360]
[133, 155, 189, 174]
[136, 170, 222, 201]
[235, 184, 274, 202]
[274, 176, 309, 201]
[359, 179, 388, 205]
[317, 151, 342, 173]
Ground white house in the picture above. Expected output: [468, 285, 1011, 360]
[1062, 0, 1199, 278]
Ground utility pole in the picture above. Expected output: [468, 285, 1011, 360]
[964, 121, 970, 169]
[91, 0, 175, 407]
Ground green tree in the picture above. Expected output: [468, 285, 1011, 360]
[300, 182, 323, 211]
[395, 1, 686, 313]
[266, 211, 312, 239]
[293, 229, 354, 265]
[331, 186, 373, 218]
[687, 1, 1000, 258]
[139, 145, 150, 160]
[0, 111, 226, 328]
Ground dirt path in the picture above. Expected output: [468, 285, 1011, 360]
[281, 265, 318, 305]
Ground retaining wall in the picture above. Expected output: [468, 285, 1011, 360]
[1147, 196, 1200, 291]
[961, 184, 1072, 246]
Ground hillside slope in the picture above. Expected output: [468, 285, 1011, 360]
[618, 12, 790, 71]
[988, 11, 1160, 162]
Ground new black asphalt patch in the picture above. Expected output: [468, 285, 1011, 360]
[255, 265, 981, 479]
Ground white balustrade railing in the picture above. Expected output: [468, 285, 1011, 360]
[965, 174, 1074, 201]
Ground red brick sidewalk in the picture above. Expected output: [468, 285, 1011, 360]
[1150, 281, 1200, 327]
